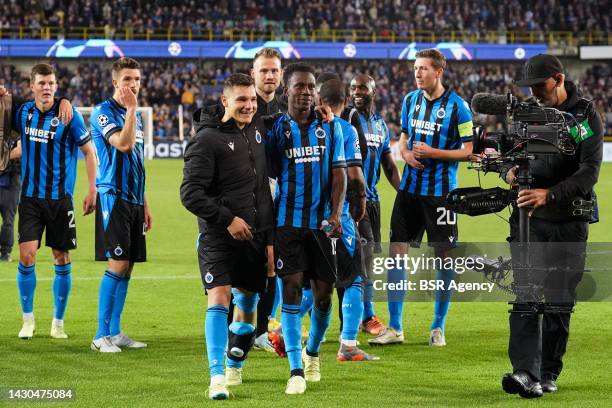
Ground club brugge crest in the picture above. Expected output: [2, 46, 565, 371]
[276, 258, 284, 270]
[436, 107, 446, 119]
[315, 127, 326, 139]
[114, 245, 124, 256]
[375, 121, 383, 133]
[205, 272, 214, 284]
[255, 129, 262, 144]
[50, 117, 60, 127]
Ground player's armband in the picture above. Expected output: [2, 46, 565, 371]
[458, 121, 474, 141]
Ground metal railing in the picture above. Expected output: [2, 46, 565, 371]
[0, 27, 610, 45]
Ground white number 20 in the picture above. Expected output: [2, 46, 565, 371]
[436, 207, 457, 225]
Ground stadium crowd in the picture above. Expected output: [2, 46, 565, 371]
[0, 0, 610, 38]
[1, 60, 610, 140]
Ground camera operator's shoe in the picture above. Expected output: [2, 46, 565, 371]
[429, 328, 446, 347]
[540, 376, 558, 393]
[367, 327, 404, 345]
[502, 370, 543, 398]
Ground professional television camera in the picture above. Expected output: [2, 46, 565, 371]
[446, 92, 582, 304]
[446, 92, 576, 217]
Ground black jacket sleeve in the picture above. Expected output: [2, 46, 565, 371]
[11, 95, 26, 130]
[549, 109, 604, 201]
[180, 133, 234, 227]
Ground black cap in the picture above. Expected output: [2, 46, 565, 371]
[517, 54, 564, 86]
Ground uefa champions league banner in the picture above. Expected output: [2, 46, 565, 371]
[0, 39, 546, 60]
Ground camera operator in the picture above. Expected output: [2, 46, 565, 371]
[501, 54, 603, 398]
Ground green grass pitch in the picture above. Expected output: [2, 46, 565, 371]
[1, 160, 611, 407]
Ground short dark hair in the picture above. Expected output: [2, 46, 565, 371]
[112, 57, 141, 77]
[415, 48, 446, 70]
[30, 63, 55, 82]
[319, 79, 346, 107]
[283, 63, 315, 86]
[316, 72, 341, 87]
[223, 73, 255, 91]
[254, 47, 282, 63]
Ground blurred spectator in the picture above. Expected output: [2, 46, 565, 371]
[0, 0, 609, 40]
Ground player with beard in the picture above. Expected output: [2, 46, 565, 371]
[344, 74, 400, 336]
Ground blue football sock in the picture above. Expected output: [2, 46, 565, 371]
[17, 263, 36, 314]
[109, 275, 130, 336]
[269, 277, 282, 319]
[226, 322, 256, 369]
[387, 267, 406, 331]
[205, 305, 229, 377]
[281, 304, 302, 371]
[362, 276, 375, 321]
[306, 304, 332, 354]
[299, 288, 313, 318]
[431, 268, 456, 331]
[53, 263, 72, 320]
[95, 270, 121, 339]
[342, 277, 363, 342]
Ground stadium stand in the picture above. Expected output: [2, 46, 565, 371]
[1, 60, 610, 141]
[0, 0, 609, 44]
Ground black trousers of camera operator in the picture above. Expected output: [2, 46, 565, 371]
[507, 211, 587, 382]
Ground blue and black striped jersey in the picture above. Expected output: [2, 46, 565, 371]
[348, 109, 390, 202]
[399, 88, 473, 197]
[337, 117, 362, 219]
[90, 98, 146, 205]
[15, 101, 90, 200]
[338, 117, 362, 257]
[267, 113, 346, 230]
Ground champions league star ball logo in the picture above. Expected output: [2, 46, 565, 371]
[343, 43, 357, 58]
[168, 42, 182, 57]
[315, 128, 327, 139]
[97, 114, 109, 127]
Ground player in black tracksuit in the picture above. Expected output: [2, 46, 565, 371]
[180, 74, 274, 398]
[502, 55, 603, 399]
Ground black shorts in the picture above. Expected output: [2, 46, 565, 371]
[274, 226, 336, 284]
[336, 216, 365, 288]
[390, 190, 458, 251]
[95, 192, 147, 262]
[198, 229, 268, 293]
[18, 195, 77, 250]
[358, 200, 382, 253]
